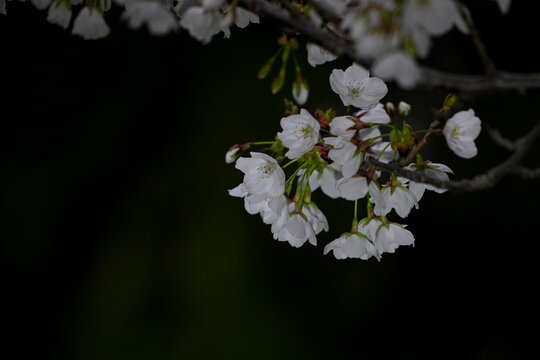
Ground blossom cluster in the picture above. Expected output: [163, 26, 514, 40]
[1, 0, 258, 40]
[227, 63, 481, 260]
[304, 0, 512, 89]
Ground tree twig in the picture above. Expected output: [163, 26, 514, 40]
[238, 0, 540, 92]
[365, 121, 540, 192]
[454, 0, 497, 76]
[486, 126, 516, 151]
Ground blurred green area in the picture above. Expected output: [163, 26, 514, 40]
[1, 2, 540, 359]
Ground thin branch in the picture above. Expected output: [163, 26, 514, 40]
[400, 118, 442, 166]
[455, 1, 497, 76]
[486, 126, 516, 151]
[364, 121, 540, 192]
[305, 0, 343, 24]
[239, 0, 540, 92]
[512, 166, 540, 179]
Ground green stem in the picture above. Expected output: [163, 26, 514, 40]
[251, 141, 275, 146]
[411, 129, 440, 135]
[377, 142, 392, 160]
[282, 158, 299, 169]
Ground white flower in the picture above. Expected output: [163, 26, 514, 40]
[443, 109, 481, 159]
[342, 8, 400, 60]
[324, 136, 359, 178]
[376, 183, 418, 218]
[403, 0, 468, 36]
[174, 0, 198, 16]
[495, 0, 511, 14]
[272, 203, 317, 248]
[179, 6, 226, 44]
[32, 0, 52, 10]
[354, 103, 391, 125]
[400, 162, 453, 201]
[360, 219, 414, 256]
[325, 127, 384, 178]
[72, 7, 110, 40]
[302, 203, 329, 235]
[300, 165, 341, 199]
[233, 6, 259, 28]
[330, 63, 388, 109]
[277, 109, 320, 159]
[372, 51, 422, 90]
[201, 0, 224, 10]
[323, 232, 378, 260]
[47, 0, 72, 29]
[337, 176, 369, 200]
[228, 183, 249, 198]
[244, 194, 287, 225]
[328, 116, 356, 140]
[307, 43, 337, 67]
[235, 152, 285, 197]
[122, 0, 178, 36]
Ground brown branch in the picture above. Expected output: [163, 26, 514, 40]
[512, 166, 540, 179]
[305, 0, 343, 24]
[238, 0, 540, 92]
[400, 119, 441, 166]
[455, 1, 497, 76]
[364, 121, 540, 192]
[486, 126, 516, 151]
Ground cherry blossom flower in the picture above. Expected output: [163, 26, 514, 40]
[179, 6, 228, 44]
[243, 194, 287, 225]
[330, 63, 388, 109]
[360, 218, 415, 256]
[47, 0, 72, 29]
[302, 203, 329, 235]
[376, 182, 418, 218]
[272, 203, 317, 248]
[235, 152, 285, 197]
[231, 6, 259, 28]
[443, 109, 481, 159]
[300, 165, 341, 199]
[277, 109, 320, 159]
[403, 0, 468, 37]
[32, 0, 52, 10]
[495, 0, 511, 14]
[122, 0, 178, 36]
[372, 50, 421, 89]
[323, 232, 378, 260]
[337, 176, 382, 201]
[353, 103, 391, 125]
[307, 43, 337, 67]
[72, 7, 110, 40]
[400, 162, 453, 201]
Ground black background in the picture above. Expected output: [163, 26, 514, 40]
[2, 1, 540, 359]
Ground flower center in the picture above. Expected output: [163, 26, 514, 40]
[257, 162, 276, 178]
[347, 81, 364, 100]
[451, 125, 464, 138]
[294, 122, 314, 139]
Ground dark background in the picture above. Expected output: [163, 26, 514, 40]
[2, 1, 540, 359]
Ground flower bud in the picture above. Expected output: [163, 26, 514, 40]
[398, 101, 411, 117]
[271, 66, 286, 94]
[292, 76, 309, 105]
[225, 143, 249, 164]
[257, 56, 276, 79]
[385, 102, 395, 118]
